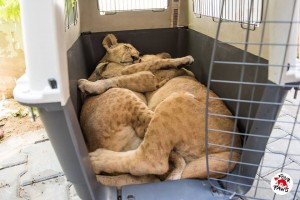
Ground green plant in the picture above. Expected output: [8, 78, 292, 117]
[0, 0, 20, 22]
[71, 0, 76, 8]
[11, 108, 28, 118]
[0, 0, 76, 23]
[11, 107, 39, 118]
[65, 0, 77, 23]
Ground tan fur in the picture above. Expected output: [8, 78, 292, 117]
[79, 34, 241, 187]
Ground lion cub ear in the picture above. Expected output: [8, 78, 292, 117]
[102, 34, 118, 50]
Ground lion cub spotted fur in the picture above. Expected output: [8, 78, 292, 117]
[79, 34, 241, 187]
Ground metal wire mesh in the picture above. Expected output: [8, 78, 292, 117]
[192, 0, 263, 28]
[97, 0, 168, 15]
[205, 0, 300, 199]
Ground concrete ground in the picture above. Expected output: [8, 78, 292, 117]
[0, 89, 299, 200]
[0, 129, 80, 200]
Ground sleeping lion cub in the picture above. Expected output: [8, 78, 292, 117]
[78, 34, 241, 187]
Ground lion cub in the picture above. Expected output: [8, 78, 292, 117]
[79, 34, 241, 187]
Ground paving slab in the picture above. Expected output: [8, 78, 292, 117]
[69, 184, 82, 200]
[264, 162, 300, 183]
[0, 164, 26, 200]
[245, 175, 275, 200]
[280, 103, 299, 119]
[267, 128, 289, 144]
[267, 136, 300, 164]
[291, 123, 300, 140]
[20, 140, 64, 186]
[273, 115, 297, 133]
[0, 151, 27, 170]
[0, 129, 48, 161]
[0, 129, 81, 199]
[20, 176, 69, 200]
[259, 150, 293, 177]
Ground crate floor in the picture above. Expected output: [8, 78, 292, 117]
[0, 89, 299, 200]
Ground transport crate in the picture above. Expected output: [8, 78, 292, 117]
[14, 0, 300, 199]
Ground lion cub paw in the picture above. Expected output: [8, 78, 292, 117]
[78, 79, 112, 95]
[89, 148, 128, 174]
[182, 55, 194, 66]
[187, 55, 194, 65]
[78, 79, 90, 93]
[176, 55, 194, 69]
[89, 149, 107, 174]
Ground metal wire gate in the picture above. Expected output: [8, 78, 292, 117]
[205, 0, 300, 199]
[97, 0, 168, 15]
[193, 0, 263, 29]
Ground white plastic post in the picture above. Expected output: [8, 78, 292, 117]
[14, 0, 69, 106]
[268, 0, 300, 84]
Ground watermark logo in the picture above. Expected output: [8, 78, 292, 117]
[271, 173, 293, 195]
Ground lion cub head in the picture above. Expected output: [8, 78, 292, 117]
[102, 34, 140, 64]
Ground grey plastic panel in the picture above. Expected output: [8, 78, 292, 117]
[185, 29, 270, 132]
[228, 85, 288, 193]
